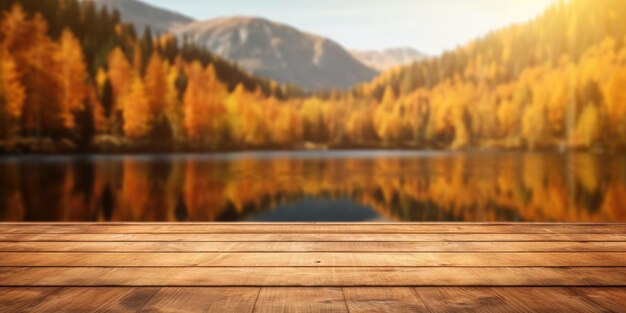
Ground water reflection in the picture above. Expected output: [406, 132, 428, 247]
[1, 151, 625, 222]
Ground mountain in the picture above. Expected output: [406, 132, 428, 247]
[90, 0, 194, 34]
[91, 1, 377, 90]
[350, 47, 427, 71]
[172, 17, 378, 90]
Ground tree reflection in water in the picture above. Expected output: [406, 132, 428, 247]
[1, 152, 625, 222]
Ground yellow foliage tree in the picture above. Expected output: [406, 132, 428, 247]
[144, 52, 166, 118]
[575, 104, 600, 147]
[107, 48, 132, 115]
[54, 29, 88, 130]
[300, 97, 325, 142]
[1, 6, 64, 135]
[164, 63, 184, 141]
[374, 86, 401, 143]
[271, 99, 302, 145]
[605, 67, 626, 141]
[225, 84, 248, 145]
[0, 48, 25, 140]
[522, 103, 546, 150]
[122, 76, 150, 140]
[183, 62, 227, 144]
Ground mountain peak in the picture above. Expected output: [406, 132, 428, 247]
[173, 16, 377, 90]
[91, 0, 194, 34]
[93, 0, 377, 90]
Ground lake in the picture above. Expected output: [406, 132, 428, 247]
[1, 151, 625, 222]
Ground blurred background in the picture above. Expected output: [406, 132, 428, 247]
[0, 0, 625, 222]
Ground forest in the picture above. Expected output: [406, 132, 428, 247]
[1, 0, 626, 152]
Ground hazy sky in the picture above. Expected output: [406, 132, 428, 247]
[141, 0, 557, 55]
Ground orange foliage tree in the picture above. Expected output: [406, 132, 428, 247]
[54, 29, 88, 130]
[122, 76, 151, 140]
[183, 62, 227, 145]
[0, 48, 24, 140]
[144, 52, 166, 120]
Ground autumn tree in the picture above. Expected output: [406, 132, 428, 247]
[272, 101, 302, 145]
[0, 48, 24, 140]
[605, 67, 626, 143]
[183, 62, 226, 145]
[107, 47, 132, 135]
[1, 6, 64, 137]
[225, 84, 247, 145]
[575, 103, 600, 148]
[183, 62, 205, 143]
[374, 86, 402, 143]
[522, 102, 546, 149]
[122, 76, 150, 140]
[54, 29, 88, 130]
[300, 97, 327, 142]
[144, 52, 166, 119]
[164, 62, 184, 141]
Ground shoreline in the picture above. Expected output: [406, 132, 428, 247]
[0, 146, 620, 158]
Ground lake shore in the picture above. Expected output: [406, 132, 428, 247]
[0, 138, 615, 156]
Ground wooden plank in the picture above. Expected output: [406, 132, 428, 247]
[23, 287, 159, 313]
[343, 287, 430, 312]
[0, 267, 624, 286]
[493, 288, 603, 312]
[254, 288, 348, 313]
[2, 252, 625, 267]
[2, 224, 625, 234]
[0, 287, 59, 312]
[138, 287, 258, 313]
[2, 233, 624, 242]
[1, 241, 625, 253]
[571, 287, 626, 312]
[414, 287, 516, 312]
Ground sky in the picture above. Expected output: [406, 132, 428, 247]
[141, 0, 558, 55]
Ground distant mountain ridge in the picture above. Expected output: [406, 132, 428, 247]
[172, 16, 378, 90]
[350, 47, 427, 71]
[90, 0, 378, 90]
[91, 0, 194, 34]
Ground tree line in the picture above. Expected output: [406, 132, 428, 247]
[348, 0, 626, 150]
[0, 0, 303, 152]
[1, 0, 626, 152]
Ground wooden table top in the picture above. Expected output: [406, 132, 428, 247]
[0, 223, 624, 312]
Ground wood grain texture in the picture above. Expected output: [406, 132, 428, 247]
[254, 288, 348, 313]
[1, 223, 624, 311]
[1, 241, 625, 252]
[343, 287, 430, 312]
[23, 287, 158, 313]
[1, 267, 624, 286]
[415, 287, 516, 313]
[138, 287, 258, 313]
[2, 223, 625, 234]
[2, 233, 625, 242]
[493, 288, 604, 312]
[571, 287, 626, 312]
[0, 287, 59, 312]
[4, 287, 623, 312]
[2, 252, 625, 267]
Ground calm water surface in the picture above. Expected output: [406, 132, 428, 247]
[1, 151, 625, 222]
